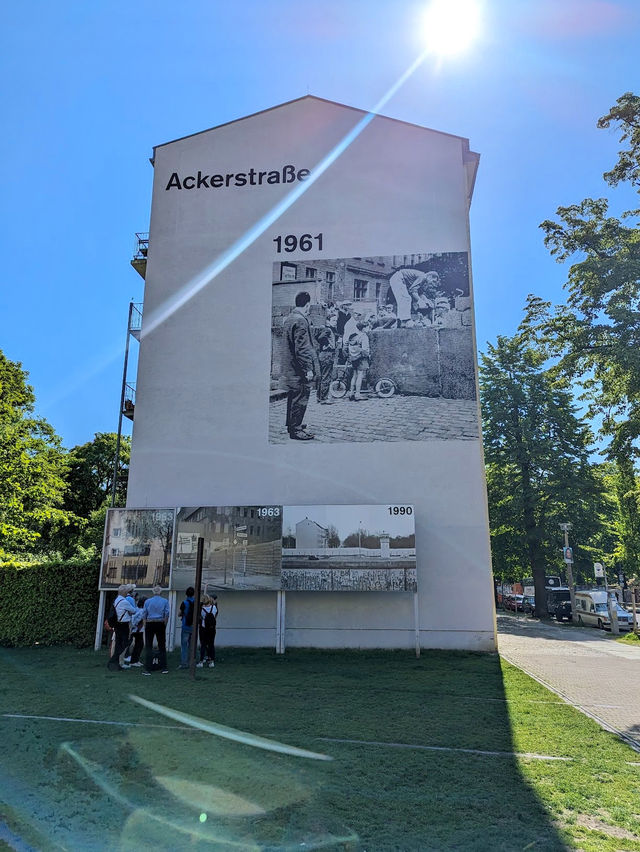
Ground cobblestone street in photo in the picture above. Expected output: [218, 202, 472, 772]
[269, 394, 479, 443]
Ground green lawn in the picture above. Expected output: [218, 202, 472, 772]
[0, 646, 639, 851]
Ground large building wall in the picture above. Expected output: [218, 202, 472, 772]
[127, 96, 496, 651]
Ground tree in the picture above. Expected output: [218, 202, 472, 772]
[607, 456, 640, 584]
[64, 433, 130, 518]
[326, 524, 341, 548]
[39, 432, 130, 558]
[343, 529, 380, 549]
[537, 91, 640, 578]
[480, 329, 608, 617]
[0, 351, 73, 554]
[539, 93, 640, 458]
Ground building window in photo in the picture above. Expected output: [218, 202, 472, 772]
[305, 267, 317, 279]
[354, 279, 368, 300]
[280, 262, 297, 281]
[326, 270, 335, 301]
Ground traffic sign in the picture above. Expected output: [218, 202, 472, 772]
[235, 524, 247, 531]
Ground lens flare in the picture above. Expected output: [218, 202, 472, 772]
[421, 0, 481, 56]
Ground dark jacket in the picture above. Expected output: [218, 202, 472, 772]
[281, 309, 317, 388]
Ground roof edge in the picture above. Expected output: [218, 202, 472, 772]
[150, 94, 478, 163]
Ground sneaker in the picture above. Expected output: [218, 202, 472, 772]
[121, 664, 131, 669]
[161, 670, 169, 674]
[196, 662, 204, 668]
[130, 662, 143, 667]
[124, 657, 131, 663]
[208, 661, 215, 668]
[142, 671, 152, 676]
[178, 664, 188, 670]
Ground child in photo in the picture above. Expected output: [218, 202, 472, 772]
[347, 323, 370, 401]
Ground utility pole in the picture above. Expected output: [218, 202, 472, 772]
[559, 523, 577, 616]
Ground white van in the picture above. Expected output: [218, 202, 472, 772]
[574, 590, 632, 631]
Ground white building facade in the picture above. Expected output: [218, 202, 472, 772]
[126, 96, 496, 651]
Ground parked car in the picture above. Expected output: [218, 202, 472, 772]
[545, 588, 572, 620]
[574, 590, 632, 631]
[554, 599, 573, 622]
[504, 594, 524, 612]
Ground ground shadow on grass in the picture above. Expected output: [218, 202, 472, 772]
[0, 646, 568, 850]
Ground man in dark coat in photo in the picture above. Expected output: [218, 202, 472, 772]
[282, 291, 317, 440]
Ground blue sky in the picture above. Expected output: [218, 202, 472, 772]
[1, 0, 638, 449]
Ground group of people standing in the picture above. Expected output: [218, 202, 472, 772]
[282, 293, 374, 440]
[177, 587, 218, 669]
[106, 583, 217, 674]
[281, 268, 450, 439]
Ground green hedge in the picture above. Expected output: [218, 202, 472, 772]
[0, 561, 100, 647]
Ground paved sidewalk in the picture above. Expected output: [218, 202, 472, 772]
[498, 614, 640, 751]
[269, 394, 479, 443]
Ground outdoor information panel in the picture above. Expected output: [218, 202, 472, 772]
[101, 505, 416, 593]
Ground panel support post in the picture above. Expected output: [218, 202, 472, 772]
[94, 590, 106, 651]
[189, 537, 204, 680]
[275, 591, 282, 653]
[413, 592, 420, 658]
[276, 591, 286, 654]
[168, 590, 177, 651]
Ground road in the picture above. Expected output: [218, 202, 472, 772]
[498, 614, 640, 752]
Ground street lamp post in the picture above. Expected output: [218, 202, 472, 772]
[559, 523, 577, 617]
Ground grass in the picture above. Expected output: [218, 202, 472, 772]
[0, 646, 639, 851]
[616, 630, 640, 644]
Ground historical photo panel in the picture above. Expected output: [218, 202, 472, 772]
[281, 505, 417, 592]
[269, 252, 479, 444]
[100, 508, 175, 590]
[173, 506, 283, 592]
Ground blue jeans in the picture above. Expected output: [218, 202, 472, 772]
[180, 628, 193, 666]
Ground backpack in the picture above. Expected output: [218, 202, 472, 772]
[106, 602, 118, 630]
[203, 607, 216, 629]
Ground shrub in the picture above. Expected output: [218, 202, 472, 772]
[0, 560, 100, 647]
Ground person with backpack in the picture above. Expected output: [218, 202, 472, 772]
[107, 585, 137, 672]
[125, 596, 146, 667]
[178, 586, 195, 669]
[196, 595, 217, 668]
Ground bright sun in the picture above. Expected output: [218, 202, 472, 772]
[421, 0, 482, 57]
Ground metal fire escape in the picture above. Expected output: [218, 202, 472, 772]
[110, 233, 148, 505]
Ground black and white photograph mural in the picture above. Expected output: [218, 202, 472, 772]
[100, 508, 175, 590]
[270, 252, 479, 444]
[173, 506, 283, 592]
[281, 505, 417, 592]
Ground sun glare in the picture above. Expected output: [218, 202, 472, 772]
[421, 0, 481, 57]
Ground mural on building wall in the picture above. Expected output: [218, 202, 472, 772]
[269, 252, 479, 444]
[100, 508, 175, 590]
[281, 505, 417, 592]
[173, 505, 283, 592]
